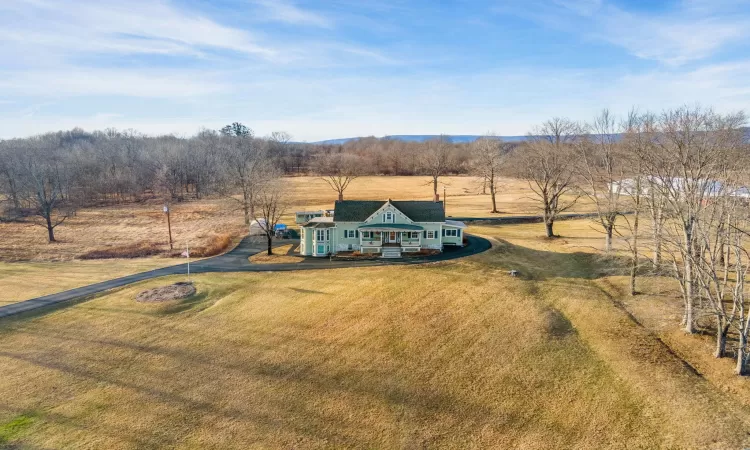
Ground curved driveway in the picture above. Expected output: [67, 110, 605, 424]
[0, 235, 491, 319]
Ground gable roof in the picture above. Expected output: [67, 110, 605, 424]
[334, 200, 445, 222]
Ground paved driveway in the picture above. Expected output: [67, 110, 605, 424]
[0, 235, 491, 319]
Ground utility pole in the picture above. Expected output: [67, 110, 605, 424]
[163, 204, 173, 250]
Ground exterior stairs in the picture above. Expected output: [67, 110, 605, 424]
[381, 247, 402, 259]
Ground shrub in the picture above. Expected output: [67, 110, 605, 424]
[186, 234, 232, 258]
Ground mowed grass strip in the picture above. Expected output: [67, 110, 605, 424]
[2, 241, 748, 448]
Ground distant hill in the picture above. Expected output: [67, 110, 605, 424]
[312, 129, 750, 145]
[312, 135, 531, 145]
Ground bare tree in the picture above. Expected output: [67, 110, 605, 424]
[578, 110, 626, 252]
[516, 118, 582, 238]
[217, 130, 273, 225]
[0, 141, 22, 211]
[315, 152, 360, 201]
[16, 136, 75, 242]
[641, 107, 746, 333]
[421, 135, 453, 201]
[617, 110, 656, 296]
[252, 173, 289, 256]
[471, 134, 508, 214]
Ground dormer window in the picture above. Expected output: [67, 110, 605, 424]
[383, 211, 394, 223]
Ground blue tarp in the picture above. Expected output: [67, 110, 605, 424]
[274, 224, 288, 231]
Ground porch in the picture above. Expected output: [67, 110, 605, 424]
[357, 224, 423, 257]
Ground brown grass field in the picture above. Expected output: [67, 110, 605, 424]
[2, 222, 750, 448]
[3, 176, 750, 448]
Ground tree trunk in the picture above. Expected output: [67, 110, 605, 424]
[433, 177, 439, 202]
[267, 235, 273, 256]
[652, 224, 662, 268]
[715, 321, 729, 358]
[243, 202, 250, 225]
[630, 208, 639, 296]
[683, 227, 695, 334]
[45, 213, 56, 242]
[605, 223, 613, 252]
[545, 220, 554, 238]
[737, 334, 747, 375]
[490, 184, 498, 213]
[338, 191, 344, 201]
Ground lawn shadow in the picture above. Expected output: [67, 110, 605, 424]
[289, 287, 326, 295]
[484, 237, 631, 281]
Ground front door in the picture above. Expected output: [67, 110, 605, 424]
[388, 232, 397, 243]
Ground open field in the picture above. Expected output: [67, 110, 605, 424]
[2, 221, 750, 448]
[286, 175, 590, 219]
[0, 176, 591, 263]
[0, 197, 247, 262]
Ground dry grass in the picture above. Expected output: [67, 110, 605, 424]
[285, 175, 591, 219]
[2, 227, 750, 448]
[0, 259, 186, 306]
[248, 244, 303, 264]
[0, 198, 247, 262]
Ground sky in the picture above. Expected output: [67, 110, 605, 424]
[0, 0, 749, 142]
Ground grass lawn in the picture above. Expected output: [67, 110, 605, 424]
[0, 259, 189, 306]
[1, 222, 750, 448]
[248, 244, 303, 264]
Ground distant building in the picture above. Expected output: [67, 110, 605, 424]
[294, 210, 333, 224]
[609, 176, 750, 199]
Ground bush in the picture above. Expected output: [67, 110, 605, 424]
[186, 234, 232, 258]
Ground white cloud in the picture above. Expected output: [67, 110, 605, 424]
[0, 0, 277, 62]
[251, 0, 332, 28]
[499, 0, 750, 65]
[0, 68, 228, 98]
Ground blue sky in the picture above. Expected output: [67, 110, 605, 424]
[0, 0, 748, 141]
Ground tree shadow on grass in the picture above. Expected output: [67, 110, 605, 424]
[482, 238, 631, 281]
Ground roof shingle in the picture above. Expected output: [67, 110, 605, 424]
[333, 200, 445, 222]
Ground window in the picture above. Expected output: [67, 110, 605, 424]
[410, 232, 419, 239]
[444, 229, 458, 237]
[316, 229, 327, 241]
[345, 230, 357, 238]
[426, 231, 436, 239]
[383, 211, 393, 223]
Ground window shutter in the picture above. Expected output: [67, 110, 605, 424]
[355, 230, 359, 238]
[442, 229, 445, 237]
[423, 230, 427, 238]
